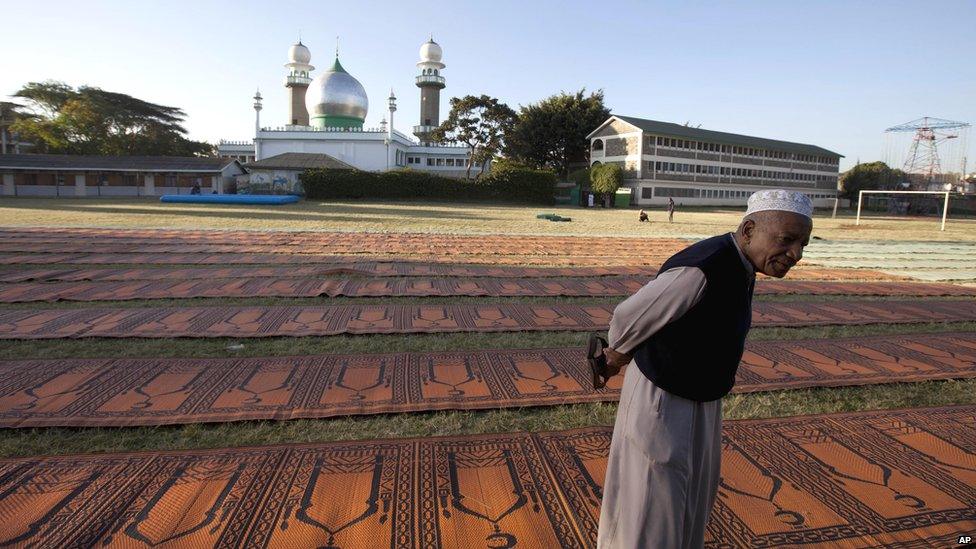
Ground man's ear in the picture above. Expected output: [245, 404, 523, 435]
[740, 219, 756, 243]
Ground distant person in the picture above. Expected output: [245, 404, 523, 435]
[668, 197, 675, 223]
[190, 183, 201, 195]
[638, 209, 649, 222]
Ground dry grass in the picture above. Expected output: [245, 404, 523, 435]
[1, 197, 973, 241]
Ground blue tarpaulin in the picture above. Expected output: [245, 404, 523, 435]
[160, 195, 301, 205]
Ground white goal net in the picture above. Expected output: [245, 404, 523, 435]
[855, 190, 951, 231]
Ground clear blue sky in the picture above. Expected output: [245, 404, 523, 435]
[2, 0, 974, 171]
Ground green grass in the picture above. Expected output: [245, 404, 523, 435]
[0, 321, 972, 360]
[1, 378, 972, 459]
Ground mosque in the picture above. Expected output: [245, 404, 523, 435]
[217, 38, 475, 189]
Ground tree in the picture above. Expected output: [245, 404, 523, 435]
[839, 161, 907, 199]
[431, 95, 516, 179]
[590, 163, 622, 207]
[0, 101, 39, 153]
[10, 81, 214, 156]
[504, 89, 610, 178]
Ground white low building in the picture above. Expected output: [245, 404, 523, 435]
[0, 154, 245, 197]
[588, 115, 843, 207]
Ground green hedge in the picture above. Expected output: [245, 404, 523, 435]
[300, 167, 557, 204]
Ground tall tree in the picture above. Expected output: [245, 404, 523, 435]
[10, 81, 213, 156]
[590, 163, 622, 207]
[839, 161, 907, 199]
[504, 89, 610, 178]
[431, 95, 516, 179]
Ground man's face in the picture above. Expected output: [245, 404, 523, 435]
[742, 212, 813, 278]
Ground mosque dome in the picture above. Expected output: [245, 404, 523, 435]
[419, 38, 442, 63]
[305, 57, 368, 128]
[288, 41, 311, 65]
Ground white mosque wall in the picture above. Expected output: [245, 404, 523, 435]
[260, 140, 389, 171]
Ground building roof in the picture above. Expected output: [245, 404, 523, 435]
[0, 154, 239, 172]
[244, 152, 354, 170]
[591, 116, 843, 158]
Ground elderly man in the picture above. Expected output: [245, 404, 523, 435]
[590, 189, 814, 549]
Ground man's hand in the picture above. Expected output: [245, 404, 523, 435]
[604, 347, 633, 376]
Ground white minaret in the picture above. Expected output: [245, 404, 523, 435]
[388, 89, 397, 140]
[253, 90, 263, 160]
[284, 40, 314, 126]
[414, 36, 445, 144]
[386, 89, 398, 170]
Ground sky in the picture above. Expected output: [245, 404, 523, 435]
[2, 0, 974, 172]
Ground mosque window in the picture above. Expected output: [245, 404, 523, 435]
[427, 158, 434, 166]
[592, 139, 604, 151]
[446, 158, 455, 166]
[436, 158, 444, 166]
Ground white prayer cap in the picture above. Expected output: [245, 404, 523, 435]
[746, 189, 813, 218]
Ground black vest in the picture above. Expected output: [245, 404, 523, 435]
[632, 234, 755, 402]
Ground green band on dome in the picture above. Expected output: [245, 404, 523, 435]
[310, 114, 365, 129]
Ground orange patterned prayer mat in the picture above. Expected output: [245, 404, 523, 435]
[0, 406, 972, 548]
[0, 251, 682, 267]
[0, 263, 906, 283]
[0, 264, 657, 282]
[0, 232, 688, 257]
[0, 277, 971, 302]
[0, 300, 973, 339]
[1, 333, 971, 428]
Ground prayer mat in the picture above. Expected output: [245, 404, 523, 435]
[0, 300, 973, 339]
[0, 231, 688, 258]
[0, 264, 907, 283]
[0, 406, 971, 548]
[0, 265, 657, 282]
[1, 332, 971, 428]
[0, 277, 971, 302]
[0, 252, 681, 267]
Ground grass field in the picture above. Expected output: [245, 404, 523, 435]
[1, 197, 974, 241]
[0, 198, 973, 459]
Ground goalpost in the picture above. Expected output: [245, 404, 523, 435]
[855, 190, 951, 231]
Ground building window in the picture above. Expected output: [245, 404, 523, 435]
[165, 174, 177, 186]
[436, 158, 444, 166]
[592, 139, 604, 151]
[641, 187, 654, 199]
[655, 186, 699, 198]
[427, 158, 434, 166]
[446, 158, 455, 166]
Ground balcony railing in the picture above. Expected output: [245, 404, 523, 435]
[415, 74, 446, 87]
[413, 125, 439, 135]
[285, 75, 312, 86]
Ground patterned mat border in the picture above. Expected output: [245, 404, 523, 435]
[0, 332, 972, 428]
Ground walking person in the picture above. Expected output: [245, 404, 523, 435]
[589, 190, 814, 549]
[668, 197, 675, 223]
